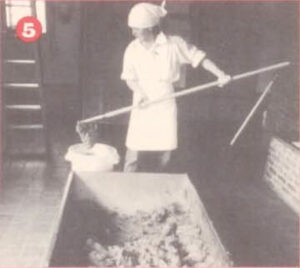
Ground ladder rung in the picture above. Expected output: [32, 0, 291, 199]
[4, 59, 36, 64]
[9, 124, 44, 130]
[6, 105, 42, 110]
[4, 83, 39, 88]
[5, 3, 31, 7]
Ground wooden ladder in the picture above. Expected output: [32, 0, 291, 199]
[2, 1, 50, 159]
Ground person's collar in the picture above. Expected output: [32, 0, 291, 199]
[149, 32, 167, 53]
[136, 31, 167, 51]
[155, 32, 167, 45]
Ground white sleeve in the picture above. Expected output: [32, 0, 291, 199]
[174, 36, 206, 68]
[120, 45, 137, 81]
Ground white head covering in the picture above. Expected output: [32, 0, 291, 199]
[128, 1, 167, 29]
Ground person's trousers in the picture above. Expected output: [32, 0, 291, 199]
[123, 149, 172, 173]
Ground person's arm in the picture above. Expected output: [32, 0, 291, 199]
[121, 44, 149, 106]
[126, 80, 149, 106]
[173, 36, 231, 87]
[201, 59, 231, 87]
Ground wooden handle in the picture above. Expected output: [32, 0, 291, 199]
[230, 78, 276, 146]
[78, 61, 290, 124]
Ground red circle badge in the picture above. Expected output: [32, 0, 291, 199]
[16, 16, 42, 42]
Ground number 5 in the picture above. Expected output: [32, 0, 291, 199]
[22, 22, 36, 38]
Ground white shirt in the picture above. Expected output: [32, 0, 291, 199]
[121, 32, 206, 151]
[121, 32, 206, 88]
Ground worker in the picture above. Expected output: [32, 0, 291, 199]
[121, 2, 231, 172]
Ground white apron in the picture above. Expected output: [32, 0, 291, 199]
[122, 33, 206, 151]
[126, 81, 177, 151]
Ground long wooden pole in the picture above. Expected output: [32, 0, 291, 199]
[79, 61, 290, 124]
[229, 78, 275, 146]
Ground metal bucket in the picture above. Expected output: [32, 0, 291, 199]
[65, 143, 120, 172]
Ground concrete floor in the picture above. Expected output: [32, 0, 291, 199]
[1, 86, 299, 266]
[175, 126, 299, 266]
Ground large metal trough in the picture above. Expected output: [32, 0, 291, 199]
[50, 172, 232, 267]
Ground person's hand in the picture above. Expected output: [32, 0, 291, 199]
[138, 93, 150, 108]
[217, 74, 231, 87]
